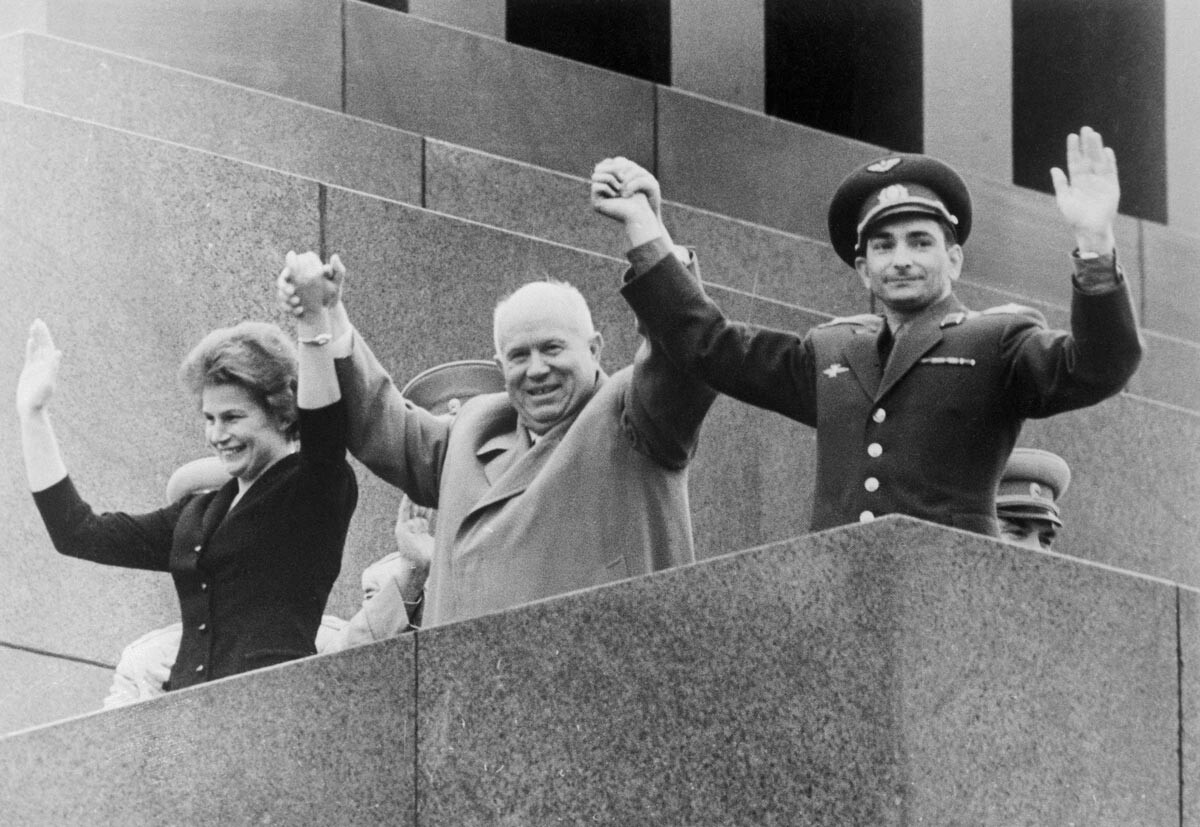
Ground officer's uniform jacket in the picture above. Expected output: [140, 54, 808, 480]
[334, 327, 715, 627]
[621, 252, 1142, 536]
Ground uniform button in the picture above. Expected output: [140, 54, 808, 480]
[200, 582, 208, 591]
[873, 408, 886, 423]
[864, 477, 880, 492]
[193, 545, 201, 553]
[859, 511, 875, 522]
[867, 442, 883, 458]
[198, 623, 207, 632]
[195, 664, 205, 673]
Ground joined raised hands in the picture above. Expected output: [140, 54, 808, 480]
[1049, 126, 1119, 253]
[590, 156, 663, 223]
[16, 320, 62, 419]
[277, 251, 345, 318]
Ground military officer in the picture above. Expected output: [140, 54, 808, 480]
[590, 126, 1142, 537]
[996, 448, 1071, 551]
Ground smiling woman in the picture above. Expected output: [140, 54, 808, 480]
[16, 277, 358, 693]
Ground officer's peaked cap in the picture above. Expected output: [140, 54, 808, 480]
[827, 153, 972, 267]
[401, 359, 505, 416]
[996, 448, 1071, 526]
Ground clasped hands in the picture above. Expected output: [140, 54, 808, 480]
[277, 251, 345, 318]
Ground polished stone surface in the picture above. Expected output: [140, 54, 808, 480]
[1020, 393, 1200, 589]
[1, 32, 423, 205]
[0, 635, 416, 825]
[408, 0, 504, 38]
[345, 3, 655, 179]
[0, 647, 113, 736]
[424, 139, 862, 315]
[1184, 587, 1199, 826]
[1142, 218, 1200, 343]
[965, 174, 1144, 315]
[7, 0, 342, 109]
[416, 517, 1180, 825]
[657, 85, 881, 242]
[0, 102, 324, 664]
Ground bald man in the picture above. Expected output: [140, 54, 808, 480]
[279, 261, 715, 627]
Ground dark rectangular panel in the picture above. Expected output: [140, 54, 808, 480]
[506, 0, 670, 84]
[1013, 0, 1166, 223]
[765, 0, 923, 153]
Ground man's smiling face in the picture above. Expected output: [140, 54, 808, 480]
[494, 283, 603, 436]
[855, 215, 963, 315]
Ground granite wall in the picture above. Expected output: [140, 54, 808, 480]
[0, 518, 1191, 825]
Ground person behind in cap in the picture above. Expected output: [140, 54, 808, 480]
[276, 255, 715, 627]
[589, 127, 1141, 537]
[326, 359, 506, 636]
[996, 448, 1071, 551]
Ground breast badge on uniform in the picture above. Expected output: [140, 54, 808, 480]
[823, 363, 850, 378]
[919, 356, 977, 366]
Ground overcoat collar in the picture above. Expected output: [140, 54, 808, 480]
[466, 370, 608, 518]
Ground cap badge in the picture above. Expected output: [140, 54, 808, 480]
[867, 158, 902, 173]
[1029, 483, 1043, 497]
[822, 363, 850, 378]
[875, 184, 910, 208]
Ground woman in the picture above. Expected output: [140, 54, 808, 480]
[16, 252, 356, 692]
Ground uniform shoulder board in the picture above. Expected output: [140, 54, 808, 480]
[817, 313, 883, 330]
[979, 302, 1040, 317]
[939, 310, 978, 328]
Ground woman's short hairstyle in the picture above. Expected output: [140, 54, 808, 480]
[178, 322, 299, 439]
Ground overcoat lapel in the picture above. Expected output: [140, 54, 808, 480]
[463, 370, 608, 520]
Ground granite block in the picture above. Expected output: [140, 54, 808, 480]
[4, 32, 423, 205]
[23, 0, 343, 109]
[408, 0, 504, 38]
[1184, 587, 1199, 826]
[964, 174, 1144, 315]
[0, 646, 112, 736]
[684, 288, 826, 557]
[656, 85, 883, 241]
[0, 0, 45, 36]
[1020, 393, 1200, 588]
[0, 101, 329, 666]
[1125, 331, 1200, 415]
[424, 139, 625, 259]
[0, 635, 417, 825]
[424, 139, 863, 314]
[345, 3, 655, 179]
[1142, 218, 1200, 342]
[665, 202, 862, 314]
[416, 517, 1179, 824]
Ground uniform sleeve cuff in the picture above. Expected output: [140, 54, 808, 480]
[1071, 249, 1123, 295]
[626, 236, 676, 277]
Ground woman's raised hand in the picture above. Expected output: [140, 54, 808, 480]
[16, 320, 62, 419]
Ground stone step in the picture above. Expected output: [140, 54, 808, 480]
[2, 4, 1198, 345]
[3, 31, 1195, 415]
[2, 100, 1197, 739]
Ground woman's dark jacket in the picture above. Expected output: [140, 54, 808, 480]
[33, 401, 357, 691]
